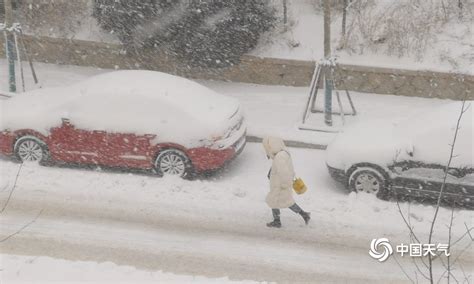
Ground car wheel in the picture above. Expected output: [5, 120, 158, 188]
[14, 136, 49, 164]
[155, 149, 192, 178]
[349, 167, 389, 200]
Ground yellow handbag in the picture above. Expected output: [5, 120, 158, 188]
[293, 177, 307, 195]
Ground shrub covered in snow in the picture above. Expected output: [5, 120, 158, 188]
[341, 0, 473, 61]
[93, 0, 276, 68]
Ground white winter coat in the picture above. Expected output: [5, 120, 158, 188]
[262, 136, 295, 209]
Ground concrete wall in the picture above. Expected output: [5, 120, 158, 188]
[1, 35, 472, 100]
[335, 65, 473, 100]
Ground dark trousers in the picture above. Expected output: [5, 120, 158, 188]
[272, 203, 303, 220]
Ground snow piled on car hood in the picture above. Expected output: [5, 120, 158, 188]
[326, 101, 473, 170]
[325, 116, 403, 170]
[1, 71, 240, 146]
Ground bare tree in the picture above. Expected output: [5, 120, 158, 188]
[0, 164, 22, 214]
[323, 0, 332, 126]
[458, 0, 463, 20]
[3, 0, 16, 92]
[427, 99, 469, 283]
[323, 0, 331, 58]
[0, 164, 43, 243]
[338, 0, 352, 50]
[396, 97, 473, 283]
[341, 0, 348, 39]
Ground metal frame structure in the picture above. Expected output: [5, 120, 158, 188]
[1, 22, 39, 92]
[301, 58, 357, 131]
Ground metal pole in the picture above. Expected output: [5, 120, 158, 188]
[4, 0, 16, 92]
[303, 64, 321, 123]
[14, 31, 25, 91]
[323, 0, 332, 126]
[19, 28, 39, 85]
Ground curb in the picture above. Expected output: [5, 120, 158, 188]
[246, 135, 327, 150]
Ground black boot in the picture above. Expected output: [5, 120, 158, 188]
[266, 219, 282, 228]
[300, 211, 311, 225]
[267, 209, 281, 228]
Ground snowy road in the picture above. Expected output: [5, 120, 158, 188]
[1, 144, 473, 283]
[1, 213, 399, 283]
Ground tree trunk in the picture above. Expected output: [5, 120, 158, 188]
[283, 0, 288, 25]
[342, 0, 347, 39]
[323, 0, 331, 58]
[4, 0, 16, 92]
[323, 0, 332, 126]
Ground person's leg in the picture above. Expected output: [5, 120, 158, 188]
[289, 203, 303, 214]
[272, 209, 281, 221]
[289, 203, 311, 225]
[267, 209, 282, 228]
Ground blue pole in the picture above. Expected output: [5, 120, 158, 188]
[324, 75, 332, 126]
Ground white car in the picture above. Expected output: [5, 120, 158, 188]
[326, 101, 473, 207]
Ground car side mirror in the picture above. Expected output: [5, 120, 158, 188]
[62, 118, 71, 126]
[447, 168, 465, 178]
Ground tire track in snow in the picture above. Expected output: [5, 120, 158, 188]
[1, 213, 408, 283]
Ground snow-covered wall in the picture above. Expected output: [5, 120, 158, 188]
[1, 35, 472, 100]
[12, 0, 92, 39]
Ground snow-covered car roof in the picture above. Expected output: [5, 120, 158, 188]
[326, 101, 473, 169]
[1, 71, 240, 145]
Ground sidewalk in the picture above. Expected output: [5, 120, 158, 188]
[203, 80, 451, 147]
[0, 60, 451, 148]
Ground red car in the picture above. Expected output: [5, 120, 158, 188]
[0, 71, 246, 177]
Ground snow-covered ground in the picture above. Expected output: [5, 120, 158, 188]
[2, 255, 259, 284]
[0, 61, 472, 282]
[0, 60, 452, 146]
[253, 0, 474, 75]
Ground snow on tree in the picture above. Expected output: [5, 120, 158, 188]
[93, 0, 276, 68]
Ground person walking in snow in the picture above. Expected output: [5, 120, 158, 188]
[262, 136, 310, 228]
